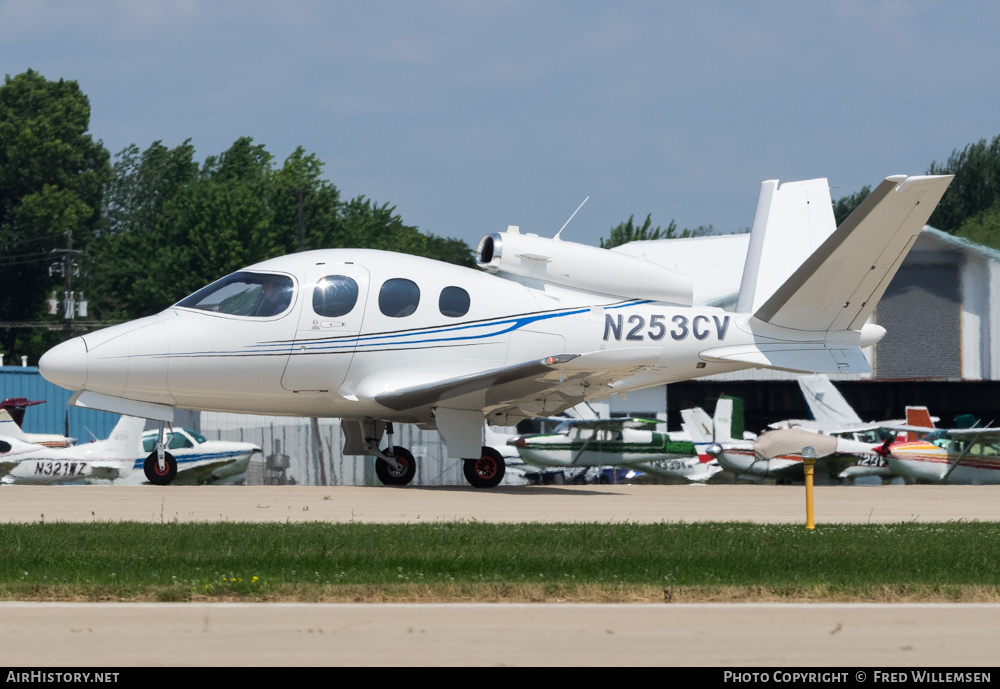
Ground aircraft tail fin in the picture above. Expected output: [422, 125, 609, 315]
[798, 374, 861, 425]
[753, 174, 954, 332]
[0, 410, 30, 441]
[680, 407, 713, 443]
[100, 416, 147, 463]
[904, 406, 935, 442]
[712, 397, 736, 443]
[736, 178, 838, 315]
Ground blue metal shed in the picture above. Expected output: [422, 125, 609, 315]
[0, 366, 119, 442]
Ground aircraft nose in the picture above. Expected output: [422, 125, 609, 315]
[39, 337, 89, 391]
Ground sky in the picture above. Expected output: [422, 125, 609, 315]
[2, 1, 999, 250]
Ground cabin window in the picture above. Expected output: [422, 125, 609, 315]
[0, 440, 10, 454]
[379, 278, 420, 317]
[313, 276, 359, 318]
[439, 286, 470, 317]
[177, 272, 294, 318]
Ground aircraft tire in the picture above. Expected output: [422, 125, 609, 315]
[375, 447, 416, 486]
[463, 447, 506, 488]
[144, 451, 178, 485]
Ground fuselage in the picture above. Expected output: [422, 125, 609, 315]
[887, 440, 1000, 485]
[40, 248, 753, 423]
[511, 427, 695, 469]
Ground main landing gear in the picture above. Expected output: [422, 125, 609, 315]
[463, 446, 506, 489]
[364, 420, 506, 488]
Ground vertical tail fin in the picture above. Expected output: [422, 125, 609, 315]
[101, 416, 147, 459]
[736, 178, 838, 314]
[681, 407, 713, 442]
[798, 374, 862, 425]
[904, 406, 935, 442]
[712, 397, 735, 442]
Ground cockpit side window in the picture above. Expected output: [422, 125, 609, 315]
[439, 286, 470, 317]
[313, 276, 359, 318]
[379, 278, 420, 318]
[177, 272, 295, 318]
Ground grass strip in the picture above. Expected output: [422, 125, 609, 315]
[2, 521, 999, 602]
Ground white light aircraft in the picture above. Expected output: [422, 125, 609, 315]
[131, 427, 260, 485]
[0, 409, 75, 448]
[0, 415, 146, 485]
[0, 417, 259, 486]
[878, 408, 999, 485]
[38, 174, 953, 487]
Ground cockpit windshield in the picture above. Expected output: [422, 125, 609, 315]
[177, 272, 295, 317]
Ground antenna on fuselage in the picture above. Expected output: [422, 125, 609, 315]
[553, 196, 590, 240]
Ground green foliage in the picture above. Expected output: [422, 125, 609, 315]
[600, 214, 714, 249]
[927, 134, 1000, 233]
[955, 204, 1000, 251]
[87, 137, 475, 319]
[833, 185, 871, 226]
[0, 69, 111, 358]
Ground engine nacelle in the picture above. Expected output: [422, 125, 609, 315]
[476, 230, 693, 305]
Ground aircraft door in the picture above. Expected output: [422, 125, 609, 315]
[281, 263, 370, 392]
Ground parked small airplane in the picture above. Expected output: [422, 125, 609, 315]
[0, 415, 146, 485]
[0, 409, 74, 448]
[880, 410, 999, 485]
[132, 427, 260, 485]
[707, 427, 886, 483]
[508, 416, 721, 482]
[769, 374, 936, 481]
[38, 174, 952, 487]
[0, 416, 259, 486]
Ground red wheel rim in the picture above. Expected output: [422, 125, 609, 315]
[475, 456, 497, 479]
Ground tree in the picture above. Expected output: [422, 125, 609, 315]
[600, 214, 714, 249]
[927, 135, 1000, 233]
[0, 69, 111, 360]
[833, 186, 871, 226]
[87, 137, 477, 320]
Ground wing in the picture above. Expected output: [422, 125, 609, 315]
[555, 417, 659, 431]
[372, 348, 662, 420]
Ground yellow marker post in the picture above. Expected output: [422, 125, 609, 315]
[802, 446, 816, 530]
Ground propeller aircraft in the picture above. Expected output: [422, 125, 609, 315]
[38, 174, 953, 487]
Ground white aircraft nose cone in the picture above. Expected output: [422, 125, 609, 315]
[39, 337, 88, 391]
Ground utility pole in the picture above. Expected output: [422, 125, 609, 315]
[63, 230, 74, 340]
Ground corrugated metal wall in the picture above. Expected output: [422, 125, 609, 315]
[875, 264, 961, 379]
[201, 413, 485, 486]
[0, 367, 119, 441]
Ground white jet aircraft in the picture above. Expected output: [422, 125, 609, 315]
[38, 174, 953, 487]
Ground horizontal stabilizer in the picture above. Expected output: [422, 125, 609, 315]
[754, 174, 954, 332]
[700, 343, 871, 374]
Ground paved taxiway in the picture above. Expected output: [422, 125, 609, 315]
[3, 484, 998, 666]
[4, 483, 1000, 523]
